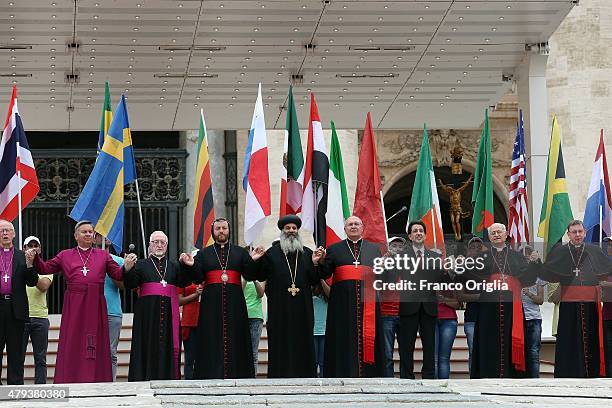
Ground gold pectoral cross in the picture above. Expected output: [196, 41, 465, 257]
[288, 283, 300, 296]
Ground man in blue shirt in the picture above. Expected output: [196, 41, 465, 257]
[95, 234, 124, 381]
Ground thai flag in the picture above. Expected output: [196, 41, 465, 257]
[243, 84, 271, 245]
[584, 130, 612, 243]
[0, 86, 39, 221]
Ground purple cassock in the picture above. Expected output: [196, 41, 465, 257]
[34, 247, 123, 384]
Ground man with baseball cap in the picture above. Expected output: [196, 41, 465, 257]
[22, 236, 53, 384]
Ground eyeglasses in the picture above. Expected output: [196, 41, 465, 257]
[150, 240, 167, 246]
[0, 228, 14, 233]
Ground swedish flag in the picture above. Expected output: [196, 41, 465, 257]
[71, 95, 132, 252]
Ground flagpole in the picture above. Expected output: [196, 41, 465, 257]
[16, 140, 23, 246]
[134, 179, 147, 258]
[313, 182, 319, 246]
[430, 208, 437, 251]
[600, 149, 604, 248]
[380, 191, 389, 245]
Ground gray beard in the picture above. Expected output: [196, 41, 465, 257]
[279, 232, 304, 254]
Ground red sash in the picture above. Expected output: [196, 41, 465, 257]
[560, 285, 606, 376]
[489, 274, 525, 372]
[204, 269, 241, 286]
[333, 265, 376, 365]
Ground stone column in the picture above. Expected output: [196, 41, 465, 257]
[547, 0, 612, 217]
[516, 52, 550, 240]
[181, 129, 226, 251]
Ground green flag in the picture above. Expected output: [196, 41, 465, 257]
[471, 109, 494, 238]
[97, 81, 112, 153]
[407, 125, 445, 250]
[537, 115, 573, 259]
[280, 85, 305, 216]
[326, 120, 350, 245]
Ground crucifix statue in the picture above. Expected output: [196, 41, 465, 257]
[438, 174, 474, 241]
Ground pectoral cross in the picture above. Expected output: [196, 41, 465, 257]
[160, 279, 167, 287]
[353, 260, 360, 268]
[2, 273, 8, 283]
[81, 266, 89, 276]
[288, 283, 300, 296]
[573, 268, 580, 277]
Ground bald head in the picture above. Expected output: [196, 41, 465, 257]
[344, 216, 364, 241]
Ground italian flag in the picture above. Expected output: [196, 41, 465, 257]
[279, 86, 304, 216]
[407, 125, 445, 251]
[326, 120, 350, 245]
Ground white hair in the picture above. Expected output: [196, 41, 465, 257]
[149, 231, 168, 242]
[487, 223, 506, 234]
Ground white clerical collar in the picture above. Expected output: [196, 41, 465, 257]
[492, 245, 506, 252]
[152, 255, 166, 261]
[569, 242, 584, 248]
[2, 246, 12, 252]
[215, 242, 229, 248]
[348, 238, 362, 244]
[77, 246, 91, 251]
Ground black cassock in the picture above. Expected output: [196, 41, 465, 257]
[320, 239, 385, 377]
[183, 242, 257, 379]
[123, 256, 190, 381]
[255, 245, 319, 378]
[466, 246, 537, 379]
[540, 243, 612, 378]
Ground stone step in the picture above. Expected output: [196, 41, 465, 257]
[4, 313, 556, 383]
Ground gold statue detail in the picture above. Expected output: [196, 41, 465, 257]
[438, 174, 474, 241]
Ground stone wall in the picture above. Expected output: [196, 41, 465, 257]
[547, 0, 612, 217]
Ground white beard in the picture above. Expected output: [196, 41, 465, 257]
[279, 232, 304, 254]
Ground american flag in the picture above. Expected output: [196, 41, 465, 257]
[508, 110, 530, 245]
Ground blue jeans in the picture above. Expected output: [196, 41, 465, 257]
[463, 321, 475, 376]
[381, 315, 400, 377]
[314, 335, 325, 377]
[249, 318, 263, 377]
[434, 319, 458, 379]
[183, 326, 198, 380]
[524, 319, 542, 378]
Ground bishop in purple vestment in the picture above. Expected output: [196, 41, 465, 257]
[27, 221, 124, 384]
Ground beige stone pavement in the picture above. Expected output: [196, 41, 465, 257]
[0, 378, 611, 407]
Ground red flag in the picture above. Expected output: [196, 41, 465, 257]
[353, 112, 386, 251]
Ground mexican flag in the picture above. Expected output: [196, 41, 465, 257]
[326, 120, 350, 245]
[407, 125, 445, 251]
[471, 109, 494, 238]
[279, 85, 304, 216]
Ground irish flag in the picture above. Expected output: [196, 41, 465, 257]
[279, 85, 304, 216]
[326, 120, 350, 245]
[407, 125, 444, 251]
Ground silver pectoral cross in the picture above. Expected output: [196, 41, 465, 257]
[160, 279, 167, 287]
[2, 273, 8, 283]
[573, 267, 580, 277]
[81, 266, 89, 276]
[353, 260, 360, 268]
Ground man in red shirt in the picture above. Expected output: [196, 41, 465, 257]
[177, 282, 202, 379]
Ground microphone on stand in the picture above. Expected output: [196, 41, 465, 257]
[386, 206, 407, 223]
[127, 243, 136, 255]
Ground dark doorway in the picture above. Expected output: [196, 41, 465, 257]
[384, 166, 507, 242]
